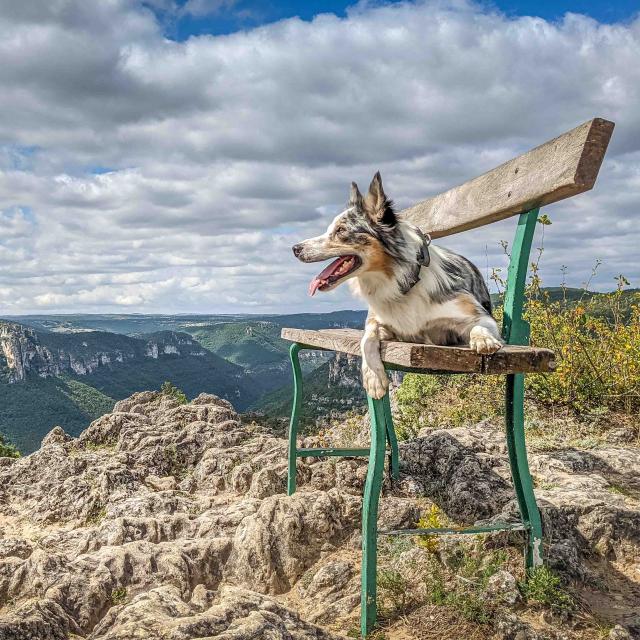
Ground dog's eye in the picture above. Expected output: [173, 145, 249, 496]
[334, 226, 348, 239]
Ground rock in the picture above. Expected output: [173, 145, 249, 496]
[1, 391, 639, 639]
[0, 391, 357, 638]
[0, 599, 82, 640]
[0, 538, 33, 560]
[87, 585, 343, 640]
[378, 497, 420, 530]
[225, 489, 360, 593]
[609, 625, 632, 640]
[400, 427, 515, 521]
[546, 540, 591, 581]
[297, 560, 358, 623]
[486, 570, 520, 605]
[41, 427, 72, 448]
[0, 323, 225, 386]
[144, 474, 177, 491]
[494, 612, 540, 640]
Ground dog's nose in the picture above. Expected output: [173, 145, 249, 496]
[292, 243, 303, 258]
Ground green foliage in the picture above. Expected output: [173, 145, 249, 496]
[160, 381, 188, 404]
[377, 569, 410, 613]
[85, 502, 107, 526]
[110, 587, 127, 606]
[378, 534, 513, 627]
[0, 377, 115, 454]
[190, 321, 289, 368]
[393, 374, 439, 439]
[0, 432, 20, 458]
[519, 566, 574, 612]
[163, 443, 188, 479]
[607, 483, 632, 496]
[77, 351, 252, 408]
[415, 504, 444, 552]
[526, 279, 640, 415]
[395, 374, 503, 436]
[254, 357, 367, 431]
[423, 545, 509, 624]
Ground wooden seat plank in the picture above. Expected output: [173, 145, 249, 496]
[281, 328, 556, 374]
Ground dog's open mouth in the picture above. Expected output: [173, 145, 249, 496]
[308, 255, 362, 296]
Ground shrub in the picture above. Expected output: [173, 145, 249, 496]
[160, 381, 188, 405]
[395, 373, 503, 437]
[519, 566, 574, 612]
[415, 504, 444, 553]
[526, 279, 640, 415]
[110, 587, 127, 605]
[422, 544, 509, 624]
[0, 432, 20, 458]
[377, 569, 410, 613]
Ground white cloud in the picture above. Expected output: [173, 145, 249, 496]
[0, 0, 639, 314]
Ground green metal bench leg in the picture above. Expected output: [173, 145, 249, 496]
[361, 394, 387, 637]
[382, 391, 399, 481]
[287, 343, 303, 496]
[502, 209, 544, 569]
[505, 373, 543, 568]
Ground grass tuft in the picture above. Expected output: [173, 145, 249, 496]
[519, 566, 574, 612]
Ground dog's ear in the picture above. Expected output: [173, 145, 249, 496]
[364, 171, 396, 226]
[349, 182, 363, 209]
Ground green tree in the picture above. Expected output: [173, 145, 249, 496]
[160, 381, 188, 405]
[0, 432, 20, 458]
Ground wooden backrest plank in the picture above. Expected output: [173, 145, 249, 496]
[401, 118, 614, 238]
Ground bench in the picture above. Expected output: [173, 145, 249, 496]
[281, 117, 614, 637]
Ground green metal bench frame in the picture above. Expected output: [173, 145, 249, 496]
[283, 119, 614, 637]
[287, 208, 541, 636]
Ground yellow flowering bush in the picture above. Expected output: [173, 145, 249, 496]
[526, 281, 640, 415]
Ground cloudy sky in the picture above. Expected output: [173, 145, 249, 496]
[0, 0, 639, 315]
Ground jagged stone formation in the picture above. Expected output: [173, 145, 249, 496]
[0, 392, 638, 638]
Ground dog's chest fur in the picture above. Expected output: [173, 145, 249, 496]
[351, 272, 471, 344]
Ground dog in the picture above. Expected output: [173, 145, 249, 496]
[292, 172, 503, 399]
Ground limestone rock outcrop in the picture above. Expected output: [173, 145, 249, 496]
[0, 391, 638, 638]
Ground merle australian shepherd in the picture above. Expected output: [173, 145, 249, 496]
[292, 172, 503, 399]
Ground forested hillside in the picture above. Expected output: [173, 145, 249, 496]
[0, 322, 254, 452]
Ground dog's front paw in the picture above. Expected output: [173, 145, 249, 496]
[362, 364, 389, 399]
[469, 326, 503, 355]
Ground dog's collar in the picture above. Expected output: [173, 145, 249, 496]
[416, 229, 431, 268]
[400, 229, 431, 294]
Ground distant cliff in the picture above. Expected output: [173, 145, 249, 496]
[0, 322, 209, 383]
[0, 322, 260, 453]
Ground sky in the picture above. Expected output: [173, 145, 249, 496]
[0, 0, 639, 315]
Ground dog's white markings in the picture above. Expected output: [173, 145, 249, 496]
[469, 325, 502, 354]
[360, 320, 389, 399]
[362, 361, 389, 399]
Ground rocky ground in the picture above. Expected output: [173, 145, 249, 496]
[0, 392, 638, 639]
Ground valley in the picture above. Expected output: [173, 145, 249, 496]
[0, 310, 366, 453]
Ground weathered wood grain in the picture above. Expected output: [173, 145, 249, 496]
[401, 117, 614, 238]
[281, 328, 556, 374]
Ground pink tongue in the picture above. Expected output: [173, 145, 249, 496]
[308, 257, 345, 297]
